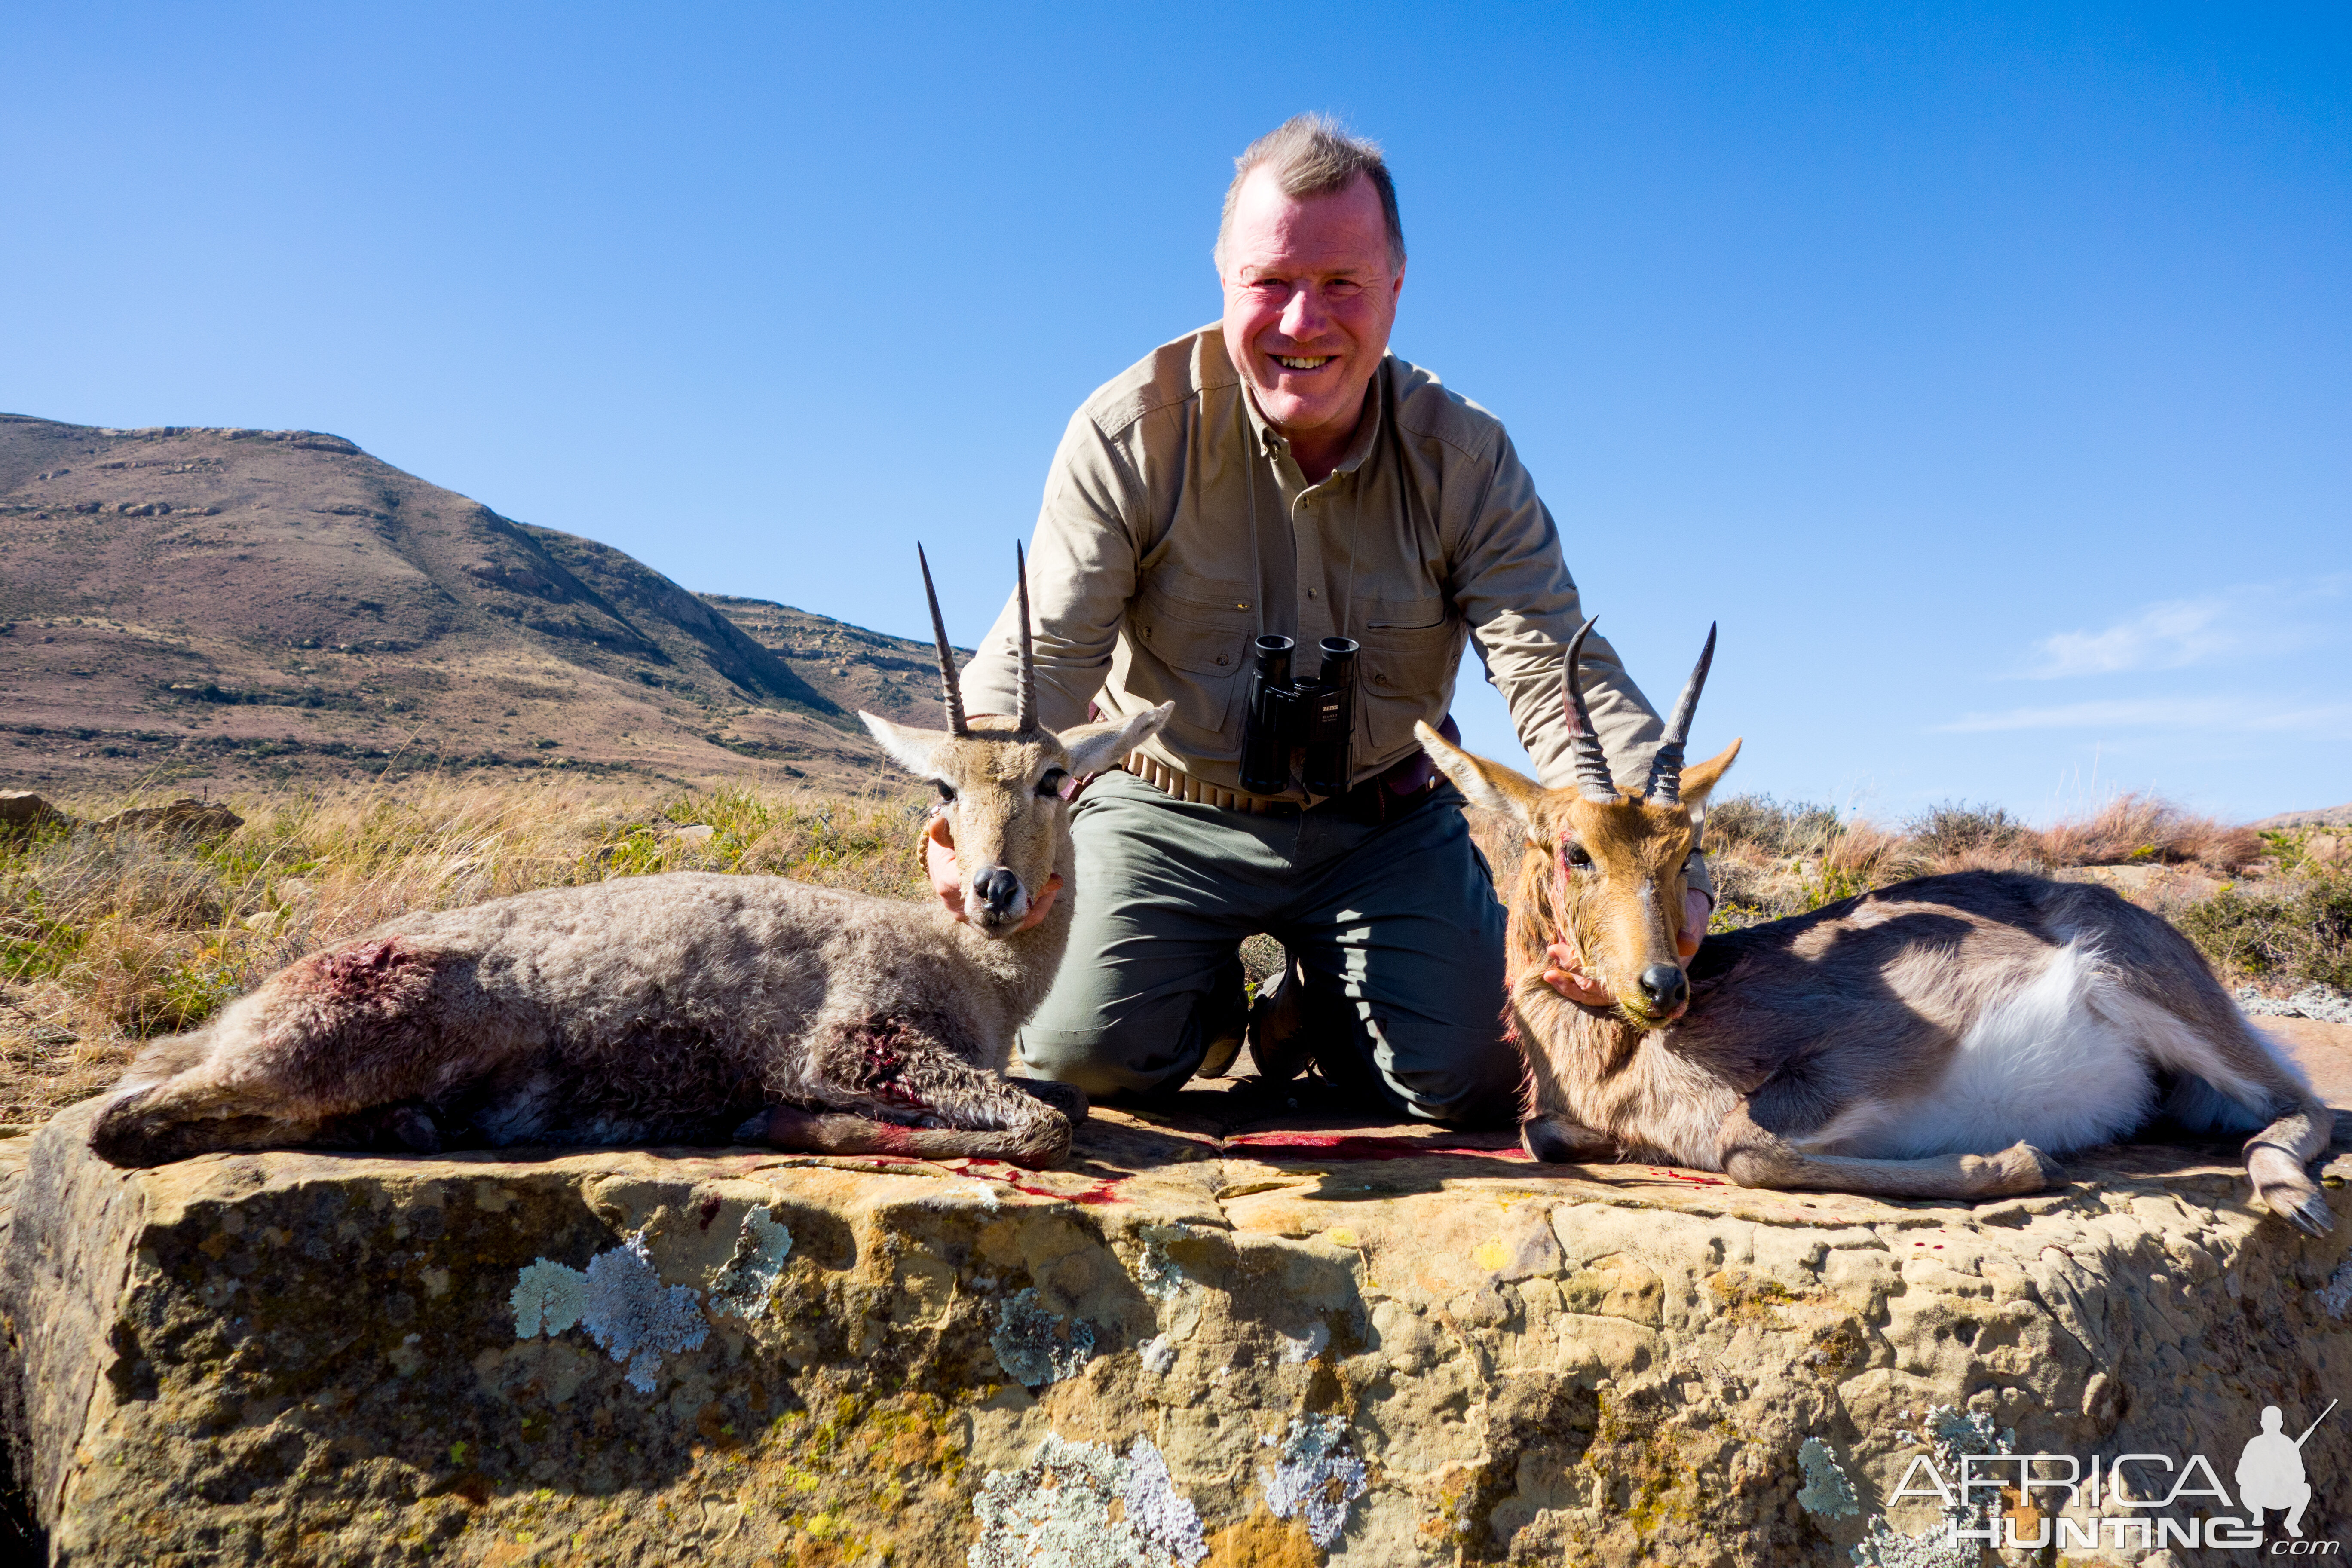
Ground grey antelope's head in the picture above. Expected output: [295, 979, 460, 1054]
[1415, 620, 1741, 1028]
[860, 547, 1171, 937]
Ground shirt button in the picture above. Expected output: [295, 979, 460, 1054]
[1215, 654, 1229, 666]
[1305, 589, 1317, 599]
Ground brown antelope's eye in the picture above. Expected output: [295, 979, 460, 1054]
[1036, 769, 1068, 799]
[1564, 843, 1593, 868]
[934, 780, 956, 802]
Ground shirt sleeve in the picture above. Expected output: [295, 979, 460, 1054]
[1449, 429, 1666, 794]
[960, 410, 1142, 728]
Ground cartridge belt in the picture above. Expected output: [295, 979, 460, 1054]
[1118, 754, 1441, 825]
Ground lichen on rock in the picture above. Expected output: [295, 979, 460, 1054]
[968, 1432, 1206, 1568]
[1795, 1436, 1859, 1519]
[580, 1229, 709, 1392]
[708, 1207, 793, 1320]
[990, 1286, 1096, 1387]
[1260, 1412, 1367, 1547]
[509, 1256, 587, 1338]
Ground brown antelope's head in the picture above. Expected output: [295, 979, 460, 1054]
[861, 546, 1170, 938]
[1415, 619, 1740, 1029]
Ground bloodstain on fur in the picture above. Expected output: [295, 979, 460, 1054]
[286, 939, 438, 1012]
[834, 1016, 934, 1111]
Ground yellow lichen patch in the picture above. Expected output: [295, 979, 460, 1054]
[1204, 1507, 1321, 1568]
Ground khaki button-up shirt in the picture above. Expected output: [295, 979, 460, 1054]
[963, 325, 1670, 802]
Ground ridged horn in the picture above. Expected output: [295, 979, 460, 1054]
[1645, 622, 1717, 805]
[1015, 542, 1037, 733]
[1561, 616, 1618, 803]
[917, 544, 968, 736]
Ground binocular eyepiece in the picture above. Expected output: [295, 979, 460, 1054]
[1240, 634, 1360, 796]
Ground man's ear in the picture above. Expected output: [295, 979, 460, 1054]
[1415, 720, 1546, 835]
[860, 711, 948, 782]
[1060, 703, 1174, 778]
[1680, 738, 1742, 809]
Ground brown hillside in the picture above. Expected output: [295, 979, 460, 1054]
[0, 414, 951, 799]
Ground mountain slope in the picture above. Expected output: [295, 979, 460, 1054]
[0, 414, 942, 795]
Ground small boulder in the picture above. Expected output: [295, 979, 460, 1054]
[0, 793, 67, 831]
[86, 797, 242, 842]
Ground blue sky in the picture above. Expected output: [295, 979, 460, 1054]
[7, 3, 2346, 822]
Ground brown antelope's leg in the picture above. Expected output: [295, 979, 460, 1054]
[1716, 1106, 2062, 1201]
[2243, 1101, 2336, 1237]
[1522, 1114, 1618, 1163]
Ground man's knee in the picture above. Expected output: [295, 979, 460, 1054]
[1019, 960, 1245, 1099]
[1326, 1001, 1522, 1126]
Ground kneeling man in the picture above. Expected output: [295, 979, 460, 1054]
[950, 114, 1709, 1124]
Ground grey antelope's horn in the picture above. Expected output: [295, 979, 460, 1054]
[1561, 616, 1619, 803]
[917, 544, 969, 736]
[1015, 542, 1038, 733]
[1645, 622, 1718, 805]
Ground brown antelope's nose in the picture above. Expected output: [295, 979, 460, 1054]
[1637, 964, 1687, 1013]
[972, 866, 1022, 917]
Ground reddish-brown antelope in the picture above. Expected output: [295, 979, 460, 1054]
[90, 550, 1169, 1172]
[1414, 621, 2336, 1233]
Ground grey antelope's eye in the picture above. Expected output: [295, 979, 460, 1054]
[934, 781, 956, 803]
[1036, 768, 1068, 799]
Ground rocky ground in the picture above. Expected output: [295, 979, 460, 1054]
[3, 1024, 2349, 1568]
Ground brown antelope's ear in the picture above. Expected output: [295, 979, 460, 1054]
[1679, 738, 1743, 807]
[860, 711, 950, 782]
[1414, 720, 1546, 832]
[1060, 702, 1173, 778]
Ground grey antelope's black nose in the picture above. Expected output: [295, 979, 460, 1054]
[1637, 964, 1688, 1013]
[971, 866, 1022, 917]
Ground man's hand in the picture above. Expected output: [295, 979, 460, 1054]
[923, 812, 1062, 932]
[1540, 891, 1710, 1002]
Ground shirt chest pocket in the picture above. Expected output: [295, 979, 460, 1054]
[1354, 600, 1460, 751]
[1127, 579, 1256, 754]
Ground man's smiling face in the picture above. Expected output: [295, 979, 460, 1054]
[1218, 165, 1404, 462]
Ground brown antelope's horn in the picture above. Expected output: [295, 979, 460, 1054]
[1645, 622, 1717, 805]
[1015, 542, 1037, 733]
[917, 544, 968, 736]
[1561, 616, 1618, 802]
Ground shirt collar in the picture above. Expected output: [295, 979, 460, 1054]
[1239, 357, 1389, 482]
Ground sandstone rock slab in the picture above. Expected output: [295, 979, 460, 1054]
[1, 1061, 2349, 1566]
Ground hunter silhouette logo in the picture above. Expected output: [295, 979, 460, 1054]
[1880, 1400, 2341, 1552]
[2239, 1401, 2336, 1540]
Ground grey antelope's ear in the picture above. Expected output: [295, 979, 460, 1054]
[859, 712, 951, 783]
[1414, 720, 1547, 839]
[1060, 703, 1174, 779]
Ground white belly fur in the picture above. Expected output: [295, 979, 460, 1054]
[1804, 940, 2159, 1159]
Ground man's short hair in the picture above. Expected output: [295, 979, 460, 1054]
[1216, 113, 1406, 273]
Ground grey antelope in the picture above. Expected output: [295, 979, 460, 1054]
[90, 549, 1171, 1172]
[1414, 621, 2336, 1233]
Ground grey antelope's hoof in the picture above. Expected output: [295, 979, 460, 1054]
[1011, 1077, 1089, 1127]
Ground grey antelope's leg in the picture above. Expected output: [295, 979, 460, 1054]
[89, 938, 458, 1166]
[735, 1014, 1083, 1170]
[1715, 1106, 2063, 1200]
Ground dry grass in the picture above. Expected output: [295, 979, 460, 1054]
[0, 775, 930, 1127]
[2, 772, 2337, 1133]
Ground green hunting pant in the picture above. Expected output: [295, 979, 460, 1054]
[1016, 769, 1524, 1125]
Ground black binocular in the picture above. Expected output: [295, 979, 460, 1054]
[1239, 634, 1360, 796]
